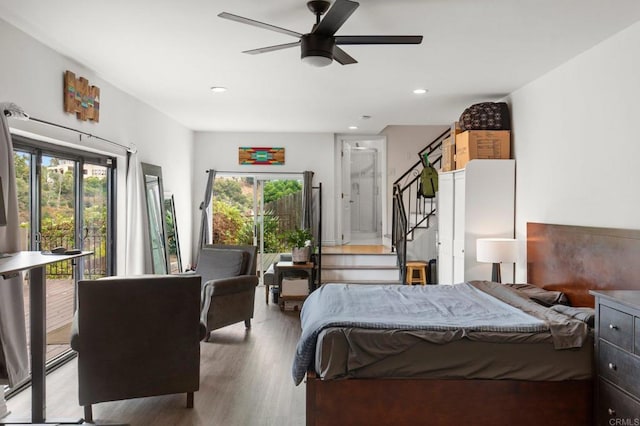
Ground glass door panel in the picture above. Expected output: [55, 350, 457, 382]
[14, 151, 31, 250]
[212, 176, 255, 245]
[40, 154, 77, 362]
[259, 178, 303, 277]
[82, 163, 108, 279]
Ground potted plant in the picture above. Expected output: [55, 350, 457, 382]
[285, 227, 313, 263]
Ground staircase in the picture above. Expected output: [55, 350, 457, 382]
[391, 128, 450, 282]
[320, 251, 401, 284]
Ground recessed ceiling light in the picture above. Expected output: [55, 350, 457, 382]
[413, 88, 428, 94]
[210, 86, 227, 93]
[348, 126, 358, 130]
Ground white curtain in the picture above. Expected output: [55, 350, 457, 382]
[195, 169, 216, 266]
[124, 151, 153, 275]
[0, 103, 28, 386]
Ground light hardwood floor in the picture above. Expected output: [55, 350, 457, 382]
[6, 285, 306, 426]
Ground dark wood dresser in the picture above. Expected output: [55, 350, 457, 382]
[590, 290, 640, 425]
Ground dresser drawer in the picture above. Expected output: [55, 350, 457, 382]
[599, 340, 640, 396]
[599, 305, 633, 351]
[598, 379, 640, 425]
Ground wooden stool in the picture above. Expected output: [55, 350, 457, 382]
[406, 261, 428, 285]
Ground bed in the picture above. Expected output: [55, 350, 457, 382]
[295, 222, 640, 426]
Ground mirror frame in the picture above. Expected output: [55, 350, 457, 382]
[141, 162, 170, 274]
[164, 192, 182, 273]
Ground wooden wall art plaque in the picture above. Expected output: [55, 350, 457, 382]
[64, 70, 100, 122]
[239, 147, 285, 165]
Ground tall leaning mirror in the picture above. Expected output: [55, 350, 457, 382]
[164, 192, 182, 273]
[141, 162, 170, 274]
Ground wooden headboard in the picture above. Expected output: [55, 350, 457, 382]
[527, 222, 640, 307]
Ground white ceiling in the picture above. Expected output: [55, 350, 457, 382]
[1, 0, 640, 134]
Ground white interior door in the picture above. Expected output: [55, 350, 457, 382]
[452, 171, 466, 283]
[437, 172, 454, 284]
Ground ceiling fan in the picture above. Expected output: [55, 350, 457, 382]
[218, 0, 423, 67]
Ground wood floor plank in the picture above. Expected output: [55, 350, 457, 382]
[6, 285, 306, 425]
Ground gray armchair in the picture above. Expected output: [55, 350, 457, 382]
[70, 275, 204, 423]
[195, 244, 259, 339]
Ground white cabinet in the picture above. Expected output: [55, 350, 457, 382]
[437, 160, 515, 284]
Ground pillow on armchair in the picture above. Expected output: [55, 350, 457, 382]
[196, 248, 246, 281]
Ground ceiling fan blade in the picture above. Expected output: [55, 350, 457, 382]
[218, 12, 302, 39]
[243, 41, 301, 55]
[336, 35, 423, 45]
[333, 46, 358, 65]
[313, 0, 359, 36]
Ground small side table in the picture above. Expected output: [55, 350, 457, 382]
[275, 261, 314, 310]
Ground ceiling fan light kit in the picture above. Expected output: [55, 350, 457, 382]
[301, 33, 335, 67]
[219, 0, 423, 67]
[302, 55, 333, 67]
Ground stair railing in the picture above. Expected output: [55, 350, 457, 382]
[392, 189, 408, 283]
[391, 129, 450, 254]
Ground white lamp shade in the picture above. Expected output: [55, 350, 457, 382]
[302, 55, 333, 67]
[476, 238, 518, 263]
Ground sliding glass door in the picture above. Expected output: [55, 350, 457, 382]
[210, 174, 303, 282]
[12, 136, 115, 368]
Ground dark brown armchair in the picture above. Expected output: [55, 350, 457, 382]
[70, 275, 204, 423]
[195, 244, 259, 339]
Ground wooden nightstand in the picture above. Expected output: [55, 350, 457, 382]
[590, 290, 640, 425]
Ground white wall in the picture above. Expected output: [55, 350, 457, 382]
[192, 132, 336, 251]
[509, 20, 640, 281]
[0, 18, 195, 270]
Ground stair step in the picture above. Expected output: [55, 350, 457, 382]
[321, 280, 403, 285]
[321, 267, 400, 282]
[321, 253, 398, 267]
[322, 265, 398, 270]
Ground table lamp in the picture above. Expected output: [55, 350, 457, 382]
[476, 238, 518, 283]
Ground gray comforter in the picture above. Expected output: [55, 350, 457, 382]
[292, 281, 588, 385]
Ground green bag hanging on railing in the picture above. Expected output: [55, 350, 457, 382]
[419, 153, 438, 198]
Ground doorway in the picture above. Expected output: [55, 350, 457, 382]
[339, 136, 386, 245]
[210, 173, 304, 282]
[12, 135, 116, 370]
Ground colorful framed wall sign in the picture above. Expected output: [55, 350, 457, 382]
[64, 70, 100, 122]
[239, 147, 285, 165]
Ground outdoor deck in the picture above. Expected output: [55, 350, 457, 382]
[22, 277, 75, 363]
